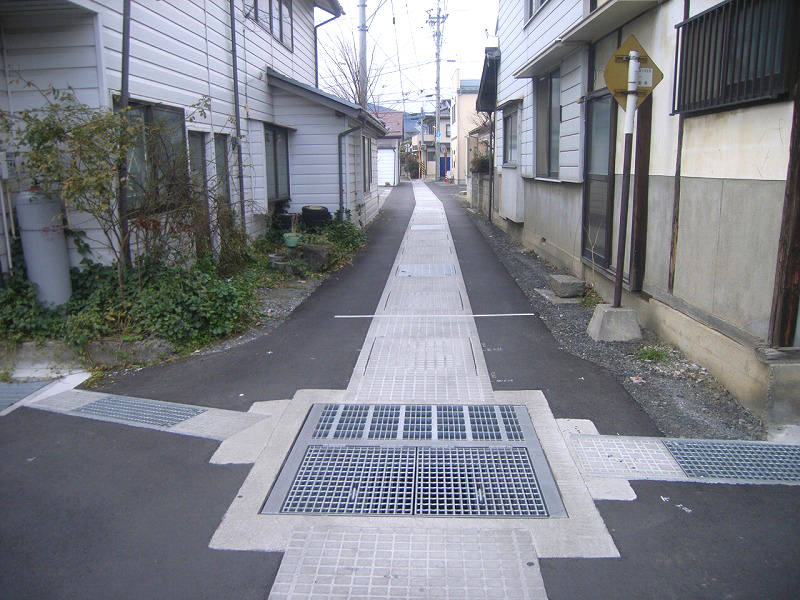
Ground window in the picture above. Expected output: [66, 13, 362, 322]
[244, 0, 292, 48]
[674, 0, 797, 115]
[526, 0, 551, 19]
[362, 136, 373, 192]
[214, 134, 231, 204]
[264, 125, 290, 201]
[121, 101, 187, 213]
[536, 69, 560, 178]
[427, 150, 436, 162]
[446, 123, 451, 137]
[503, 111, 517, 165]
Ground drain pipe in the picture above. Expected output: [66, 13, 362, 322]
[338, 122, 363, 220]
[229, 0, 247, 229]
[314, 14, 339, 88]
[487, 112, 495, 223]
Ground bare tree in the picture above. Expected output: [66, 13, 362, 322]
[319, 30, 386, 109]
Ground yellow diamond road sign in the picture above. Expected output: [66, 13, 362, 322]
[604, 35, 663, 111]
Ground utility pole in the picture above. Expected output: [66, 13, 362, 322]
[358, 0, 367, 107]
[427, 1, 447, 180]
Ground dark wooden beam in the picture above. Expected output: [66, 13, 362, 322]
[769, 83, 800, 347]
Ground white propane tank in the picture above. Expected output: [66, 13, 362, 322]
[14, 188, 72, 306]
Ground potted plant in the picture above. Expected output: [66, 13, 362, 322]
[283, 214, 301, 247]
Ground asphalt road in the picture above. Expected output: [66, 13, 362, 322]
[2, 182, 798, 599]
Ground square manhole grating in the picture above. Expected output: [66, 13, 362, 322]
[416, 447, 547, 516]
[664, 440, 800, 482]
[74, 395, 206, 428]
[263, 404, 566, 518]
[281, 445, 416, 515]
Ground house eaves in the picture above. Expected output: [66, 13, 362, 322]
[514, 0, 660, 79]
[476, 47, 500, 112]
[315, 0, 344, 17]
[266, 67, 387, 135]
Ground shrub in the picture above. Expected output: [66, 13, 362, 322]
[470, 152, 491, 173]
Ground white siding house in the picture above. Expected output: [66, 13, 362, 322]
[485, 0, 800, 433]
[0, 0, 384, 275]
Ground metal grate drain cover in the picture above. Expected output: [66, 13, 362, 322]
[312, 404, 524, 441]
[263, 404, 566, 518]
[281, 446, 415, 515]
[665, 440, 800, 482]
[74, 395, 206, 427]
[416, 447, 547, 516]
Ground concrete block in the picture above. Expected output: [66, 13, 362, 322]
[587, 304, 642, 342]
[302, 244, 331, 271]
[548, 274, 585, 298]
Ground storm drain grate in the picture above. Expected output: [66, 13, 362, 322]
[74, 395, 205, 427]
[437, 405, 467, 440]
[262, 404, 567, 518]
[332, 405, 369, 439]
[368, 405, 401, 439]
[281, 445, 415, 515]
[416, 447, 547, 516]
[314, 404, 524, 441]
[312, 404, 339, 438]
[500, 405, 524, 441]
[665, 440, 800, 482]
[403, 404, 433, 439]
[468, 405, 502, 440]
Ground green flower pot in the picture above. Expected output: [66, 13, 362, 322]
[283, 232, 301, 248]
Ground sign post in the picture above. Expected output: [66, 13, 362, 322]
[603, 35, 662, 308]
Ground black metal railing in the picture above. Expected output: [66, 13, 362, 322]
[673, 0, 798, 115]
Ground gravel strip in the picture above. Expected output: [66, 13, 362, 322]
[456, 196, 766, 441]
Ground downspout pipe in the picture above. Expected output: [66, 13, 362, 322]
[487, 112, 495, 223]
[117, 0, 132, 268]
[229, 0, 247, 229]
[314, 14, 339, 88]
[338, 122, 363, 221]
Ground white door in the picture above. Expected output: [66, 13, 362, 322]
[377, 148, 398, 186]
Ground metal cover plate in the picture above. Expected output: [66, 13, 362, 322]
[665, 440, 800, 482]
[74, 395, 206, 428]
[416, 447, 547, 516]
[262, 404, 566, 518]
[281, 446, 415, 515]
[395, 263, 456, 277]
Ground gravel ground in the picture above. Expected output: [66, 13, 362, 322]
[455, 195, 766, 441]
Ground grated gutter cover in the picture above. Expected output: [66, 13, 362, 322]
[74, 396, 206, 428]
[262, 404, 566, 518]
[665, 440, 800, 482]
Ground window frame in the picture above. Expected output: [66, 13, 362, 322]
[536, 69, 560, 179]
[673, 0, 797, 116]
[244, 0, 293, 50]
[362, 135, 373, 192]
[117, 99, 187, 214]
[502, 110, 518, 166]
[264, 124, 291, 202]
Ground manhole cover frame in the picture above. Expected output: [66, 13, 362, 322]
[261, 403, 567, 518]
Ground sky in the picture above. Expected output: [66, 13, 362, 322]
[316, 0, 499, 114]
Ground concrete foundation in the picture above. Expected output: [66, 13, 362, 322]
[587, 305, 642, 342]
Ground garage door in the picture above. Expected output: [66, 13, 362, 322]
[377, 148, 398, 186]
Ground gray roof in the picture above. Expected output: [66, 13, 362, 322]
[266, 68, 387, 135]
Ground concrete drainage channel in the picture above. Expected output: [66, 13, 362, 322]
[261, 403, 567, 519]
